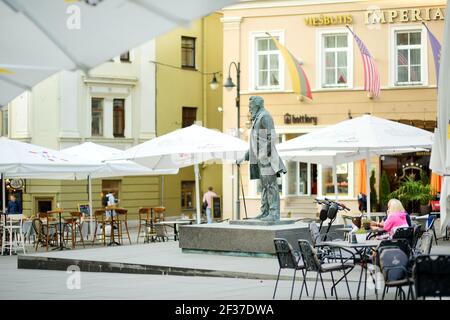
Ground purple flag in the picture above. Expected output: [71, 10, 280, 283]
[424, 23, 442, 86]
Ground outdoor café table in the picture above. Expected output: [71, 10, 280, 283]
[47, 209, 70, 251]
[154, 220, 193, 241]
[320, 239, 381, 300]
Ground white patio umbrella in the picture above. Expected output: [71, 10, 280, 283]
[279, 148, 429, 202]
[0, 137, 102, 213]
[277, 115, 434, 216]
[62, 142, 178, 235]
[0, 0, 237, 105]
[109, 125, 248, 223]
[430, 5, 450, 233]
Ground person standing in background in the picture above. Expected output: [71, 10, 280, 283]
[202, 186, 217, 224]
[6, 194, 22, 214]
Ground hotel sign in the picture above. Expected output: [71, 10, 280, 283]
[365, 7, 445, 24]
[284, 113, 318, 125]
[304, 14, 353, 26]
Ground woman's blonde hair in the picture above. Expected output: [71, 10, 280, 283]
[387, 198, 406, 213]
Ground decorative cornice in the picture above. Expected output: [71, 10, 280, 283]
[83, 75, 138, 87]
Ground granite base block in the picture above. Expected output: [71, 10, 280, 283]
[179, 222, 344, 255]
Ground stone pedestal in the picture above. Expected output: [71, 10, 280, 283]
[179, 222, 343, 256]
[229, 218, 297, 226]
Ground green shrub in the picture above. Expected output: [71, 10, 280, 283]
[370, 169, 378, 211]
[380, 170, 391, 211]
[389, 176, 433, 211]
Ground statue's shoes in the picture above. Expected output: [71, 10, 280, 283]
[260, 215, 277, 222]
[253, 213, 268, 219]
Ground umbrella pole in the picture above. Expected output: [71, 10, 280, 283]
[88, 175, 93, 240]
[332, 158, 338, 201]
[365, 150, 371, 219]
[194, 164, 201, 224]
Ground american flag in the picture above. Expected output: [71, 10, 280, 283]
[347, 27, 380, 97]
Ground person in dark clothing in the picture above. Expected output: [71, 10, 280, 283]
[7, 194, 22, 214]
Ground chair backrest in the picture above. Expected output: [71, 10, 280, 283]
[93, 210, 105, 221]
[378, 238, 411, 257]
[379, 248, 409, 282]
[412, 224, 423, 249]
[419, 231, 433, 255]
[273, 238, 298, 269]
[414, 255, 450, 298]
[309, 223, 322, 247]
[153, 207, 165, 221]
[393, 226, 414, 247]
[70, 212, 82, 219]
[376, 238, 411, 267]
[31, 218, 43, 235]
[297, 239, 321, 272]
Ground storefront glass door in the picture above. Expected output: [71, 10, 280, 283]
[286, 161, 311, 196]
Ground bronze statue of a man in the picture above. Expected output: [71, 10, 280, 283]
[239, 96, 286, 221]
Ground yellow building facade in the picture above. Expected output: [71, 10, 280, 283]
[1, 13, 224, 220]
[221, 0, 445, 220]
[156, 12, 224, 218]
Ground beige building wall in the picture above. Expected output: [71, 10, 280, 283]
[222, 0, 445, 220]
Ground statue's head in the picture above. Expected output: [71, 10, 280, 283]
[249, 96, 264, 119]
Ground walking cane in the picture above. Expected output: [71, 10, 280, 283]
[237, 164, 248, 219]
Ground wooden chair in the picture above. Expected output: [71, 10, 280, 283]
[63, 212, 85, 249]
[34, 213, 58, 251]
[137, 207, 152, 243]
[115, 208, 131, 245]
[153, 207, 166, 222]
[92, 209, 107, 246]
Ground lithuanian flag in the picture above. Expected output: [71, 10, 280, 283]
[267, 33, 312, 100]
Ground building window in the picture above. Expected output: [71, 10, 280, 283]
[321, 33, 350, 87]
[120, 51, 130, 62]
[255, 36, 281, 90]
[182, 107, 197, 128]
[181, 181, 195, 209]
[181, 36, 196, 69]
[1, 107, 8, 137]
[91, 98, 103, 137]
[113, 99, 125, 138]
[318, 162, 353, 198]
[394, 30, 424, 85]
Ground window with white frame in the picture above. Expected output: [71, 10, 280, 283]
[318, 162, 354, 199]
[0, 107, 8, 137]
[393, 29, 424, 85]
[321, 33, 351, 87]
[91, 98, 103, 137]
[255, 36, 281, 90]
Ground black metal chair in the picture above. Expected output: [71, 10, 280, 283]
[379, 248, 415, 300]
[425, 214, 439, 245]
[273, 238, 309, 300]
[413, 255, 450, 300]
[392, 227, 415, 248]
[417, 231, 433, 256]
[298, 240, 355, 300]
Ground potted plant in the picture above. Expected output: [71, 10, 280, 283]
[388, 176, 434, 215]
[355, 228, 368, 242]
[379, 170, 391, 212]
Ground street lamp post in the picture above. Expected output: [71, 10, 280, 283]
[223, 62, 241, 220]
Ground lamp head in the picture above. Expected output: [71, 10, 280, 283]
[223, 77, 236, 91]
[209, 75, 219, 90]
